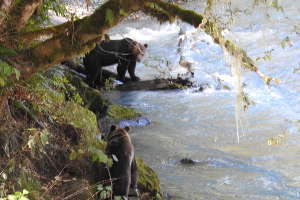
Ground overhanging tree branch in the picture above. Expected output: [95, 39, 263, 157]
[0, 0, 14, 29]
[8, 0, 143, 79]
[5, 0, 42, 32]
[3, 0, 278, 84]
[20, 20, 75, 43]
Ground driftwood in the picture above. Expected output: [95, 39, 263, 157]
[62, 59, 194, 91]
[115, 77, 193, 91]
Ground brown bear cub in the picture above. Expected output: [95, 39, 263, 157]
[105, 125, 139, 199]
[83, 38, 148, 88]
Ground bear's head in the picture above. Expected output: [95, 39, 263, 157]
[106, 125, 130, 142]
[131, 41, 148, 62]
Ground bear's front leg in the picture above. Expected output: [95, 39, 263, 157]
[128, 61, 140, 82]
[117, 61, 129, 82]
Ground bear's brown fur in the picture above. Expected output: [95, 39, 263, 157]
[105, 125, 138, 199]
[83, 38, 148, 87]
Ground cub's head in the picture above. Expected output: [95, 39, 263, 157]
[106, 125, 130, 142]
[131, 41, 148, 62]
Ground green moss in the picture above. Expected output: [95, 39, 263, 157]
[67, 72, 108, 116]
[152, 1, 203, 27]
[26, 66, 99, 141]
[54, 101, 98, 137]
[108, 104, 139, 121]
[136, 157, 161, 195]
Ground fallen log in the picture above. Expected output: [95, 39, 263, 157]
[115, 77, 193, 91]
[62, 59, 194, 91]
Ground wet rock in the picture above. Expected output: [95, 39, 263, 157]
[196, 83, 211, 92]
[180, 158, 197, 165]
[119, 117, 151, 128]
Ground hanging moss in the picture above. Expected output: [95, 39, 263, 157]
[149, 1, 203, 27]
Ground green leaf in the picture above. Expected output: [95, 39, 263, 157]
[147, 2, 156, 8]
[8, 195, 17, 200]
[0, 61, 14, 75]
[105, 186, 112, 192]
[96, 184, 103, 191]
[119, 9, 128, 17]
[14, 68, 20, 80]
[88, 146, 109, 164]
[100, 191, 107, 199]
[19, 197, 29, 200]
[22, 189, 29, 195]
[40, 129, 49, 146]
[1, 172, 7, 180]
[0, 46, 17, 55]
[0, 77, 5, 87]
[78, 149, 84, 154]
[114, 196, 123, 200]
[27, 135, 36, 150]
[105, 9, 114, 26]
[69, 151, 78, 160]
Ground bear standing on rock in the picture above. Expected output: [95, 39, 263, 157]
[83, 38, 148, 87]
[105, 125, 139, 199]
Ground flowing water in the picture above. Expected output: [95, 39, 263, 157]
[63, 0, 300, 199]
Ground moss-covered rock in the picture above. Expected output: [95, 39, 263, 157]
[54, 102, 99, 138]
[108, 104, 140, 121]
[66, 71, 109, 118]
[137, 157, 161, 199]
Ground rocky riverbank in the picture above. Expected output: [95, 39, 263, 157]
[0, 65, 161, 199]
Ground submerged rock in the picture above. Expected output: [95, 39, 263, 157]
[119, 117, 151, 128]
[180, 158, 198, 165]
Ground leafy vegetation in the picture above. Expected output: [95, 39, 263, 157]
[0, 60, 20, 87]
[1, 189, 30, 200]
[0, 65, 161, 199]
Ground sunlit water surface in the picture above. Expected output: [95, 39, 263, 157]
[63, 0, 300, 199]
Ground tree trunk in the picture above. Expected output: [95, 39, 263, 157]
[0, 0, 13, 29]
[1, 0, 42, 34]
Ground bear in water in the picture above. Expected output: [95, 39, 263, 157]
[83, 38, 148, 87]
[105, 125, 139, 199]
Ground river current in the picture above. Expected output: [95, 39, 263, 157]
[62, 0, 300, 199]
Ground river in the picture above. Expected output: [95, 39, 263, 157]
[64, 0, 300, 199]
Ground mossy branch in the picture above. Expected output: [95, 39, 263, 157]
[143, 4, 175, 24]
[20, 21, 74, 43]
[8, 0, 144, 79]
[5, 0, 43, 32]
[11, 35, 104, 79]
[0, 0, 14, 30]
[148, 0, 203, 26]
[4, 0, 278, 84]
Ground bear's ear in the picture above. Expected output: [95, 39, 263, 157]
[110, 125, 117, 132]
[144, 44, 148, 48]
[124, 126, 130, 132]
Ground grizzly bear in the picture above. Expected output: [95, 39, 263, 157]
[105, 125, 138, 199]
[83, 38, 148, 87]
